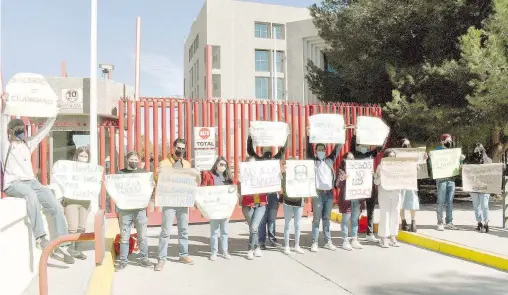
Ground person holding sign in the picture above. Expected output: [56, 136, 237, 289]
[306, 127, 342, 252]
[468, 144, 493, 233]
[115, 151, 153, 271]
[200, 156, 235, 261]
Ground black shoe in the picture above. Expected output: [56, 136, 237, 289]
[476, 222, 483, 232]
[141, 259, 153, 268]
[259, 244, 267, 250]
[116, 262, 128, 271]
[410, 221, 417, 233]
[483, 223, 489, 233]
[401, 219, 409, 231]
[55, 247, 75, 264]
[267, 241, 282, 248]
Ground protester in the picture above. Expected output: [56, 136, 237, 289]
[468, 143, 492, 233]
[61, 146, 92, 260]
[115, 151, 152, 271]
[240, 156, 267, 260]
[336, 152, 366, 251]
[1, 114, 75, 264]
[306, 127, 342, 252]
[398, 138, 422, 232]
[374, 149, 402, 248]
[201, 156, 234, 261]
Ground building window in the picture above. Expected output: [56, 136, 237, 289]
[255, 77, 269, 99]
[275, 51, 284, 73]
[272, 24, 285, 40]
[189, 47, 193, 62]
[190, 68, 194, 88]
[195, 60, 199, 82]
[276, 78, 284, 100]
[255, 50, 269, 72]
[254, 22, 269, 38]
[212, 45, 221, 69]
[212, 74, 221, 98]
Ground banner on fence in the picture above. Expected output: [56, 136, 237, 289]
[392, 147, 429, 179]
[429, 148, 462, 179]
[355, 116, 390, 146]
[240, 160, 281, 195]
[345, 159, 374, 200]
[285, 160, 317, 198]
[249, 121, 288, 147]
[195, 185, 238, 219]
[462, 163, 504, 194]
[155, 167, 199, 207]
[193, 127, 217, 170]
[4, 73, 58, 117]
[380, 158, 418, 190]
[309, 114, 345, 144]
[105, 172, 154, 210]
[51, 160, 103, 201]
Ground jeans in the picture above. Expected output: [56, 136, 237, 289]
[312, 190, 334, 243]
[242, 205, 266, 250]
[471, 193, 490, 223]
[341, 200, 361, 239]
[5, 179, 69, 243]
[210, 218, 229, 255]
[118, 209, 148, 263]
[283, 204, 303, 247]
[158, 207, 189, 260]
[259, 193, 279, 244]
[436, 180, 455, 224]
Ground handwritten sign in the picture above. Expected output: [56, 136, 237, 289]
[51, 160, 104, 201]
[345, 159, 374, 200]
[355, 116, 390, 146]
[380, 158, 418, 190]
[250, 121, 288, 147]
[105, 173, 154, 210]
[195, 185, 238, 219]
[429, 148, 462, 179]
[240, 160, 281, 195]
[155, 167, 199, 207]
[4, 73, 58, 117]
[462, 163, 503, 194]
[393, 147, 429, 179]
[285, 160, 317, 198]
[309, 114, 345, 144]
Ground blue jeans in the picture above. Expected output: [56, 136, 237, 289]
[259, 193, 279, 244]
[341, 200, 361, 239]
[5, 179, 69, 244]
[118, 209, 148, 263]
[242, 205, 266, 250]
[283, 204, 303, 247]
[312, 190, 334, 243]
[471, 193, 489, 223]
[158, 207, 189, 260]
[436, 180, 455, 224]
[210, 218, 229, 255]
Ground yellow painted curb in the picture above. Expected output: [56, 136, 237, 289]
[86, 218, 119, 295]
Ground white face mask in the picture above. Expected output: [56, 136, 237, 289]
[358, 146, 368, 153]
[317, 151, 325, 160]
[217, 166, 226, 173]
[77, 153, 89, 163]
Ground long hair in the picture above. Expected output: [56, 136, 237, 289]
[72, 146, 90, 162]
[210, 156, 233, 183]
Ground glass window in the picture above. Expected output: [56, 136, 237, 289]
[195, 60, 199, 82]
[273, 24, 285, 40]
[255, 22, 269, 38]
[276, 78, 284, 100]
[212, 74, 221, 98]
[255, 77, 269, 99]
[212, 45, 221, 69]
[190, 68, 194, 88]
[255, 50, 269, 72]
[275, 51, 284, 73]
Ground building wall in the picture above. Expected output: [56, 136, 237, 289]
[184, 2, 207, 99]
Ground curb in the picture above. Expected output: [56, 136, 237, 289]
[86, 218, 119, 295]
[331, 211, 508, 271]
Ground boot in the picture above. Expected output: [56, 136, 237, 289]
[483, 223, 489, 233]
[410, 220, 417, 233]
[401, 219, 409, 231]
[476, 222, 483, 232]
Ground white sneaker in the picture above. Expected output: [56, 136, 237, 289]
[254, 247, 263, 257]
[389, 237, 400, 247]
[437, 224, 445, 231]
[223, 252, 232, 260]
[209, 254, 217, 261]
[247, 250, 254, 260]
[323, 241, 337, 251]
[294, 246, 305, 254]
[366, 234, 379, 243]
[342, 239, 353, 251]
[379, 238, 390, 248]
[310, 242, 319, 252]
[283, 247, 291, 255]
[350, 238, 364, 249]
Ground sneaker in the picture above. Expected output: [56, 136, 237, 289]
[445, 223, 459, 230]
[209, 254, 217, 261]
[310, 242, 319, 253]
[140, 259, 153, 268]
[68, 248, 87, 260]
[342, 240, 352, 251]
[179, 256, 195, 265]
[57, 246, 75, 264]
[323, 241, 337, 251]
[154, 260, 165, 271]
[247, 250, 254, 260]
[389, 237, 401, 247]
[259, 244, 267, 250]
[476, 222, 483, 232]
[294, 246, 305, 254]
[268, 241, 282, 248]
[350, 238, 364, 250]
[115, 262, 128, 271]
[379, 238, 390, 248]
[366, 234, 379, 243]
[437, 224, 445, 231]
[223, 252, 232, 260]
[254, 247, 263, 257]
[36, 237, 50, 250]
[283, 247, 291, 255]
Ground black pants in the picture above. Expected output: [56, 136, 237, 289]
[366, 186, 378, 235]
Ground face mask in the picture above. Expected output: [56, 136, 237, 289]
[175, 150, 184, 157]
[346, 155, 354, 160]
[389, 154, 395, 158]
[402, 144, 409, 148]
[358, 146, 368, 154]
[77, 154, 89, 163]
[14, 130, 26, 141]
[217, 166, 226, 173]
[128, 161, 138, 170]
[317, 151, 325, 160]
[444, 142, 452, 148]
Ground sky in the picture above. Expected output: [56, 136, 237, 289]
[1, 0, 317, 97]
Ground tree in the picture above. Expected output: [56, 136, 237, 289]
[139, 135, 154, 161]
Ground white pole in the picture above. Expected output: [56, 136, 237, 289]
[89, 0, 98, 165]
[134, 17, 141, 101]
[273, 26, 278, 121]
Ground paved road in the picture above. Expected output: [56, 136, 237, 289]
[112, 217, 508, 295]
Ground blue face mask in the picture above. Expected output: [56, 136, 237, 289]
[317, 151, 325, 160]
[14, 130, 26, 141]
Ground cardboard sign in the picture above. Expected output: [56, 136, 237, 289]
[4, 73, 58, 117]
[462, 163, 504, 194]
[194, 127, 217, 170]
[239, 160, 281, 195]
[249, 121, 288, 147]
[309, 114, 345, 144]
[105, 173, 154, 210]
[155, 167, 199, 207]
[195, 185, 238, 219]
[285, 160, 317, 198]
[429, 148, 462, 179]
[51, 160, 104, 201]
[380, 158, 418, 190]
[355, 116, 390, 146]
[392, 147, 429, 179]
[345, 159, 374, 200]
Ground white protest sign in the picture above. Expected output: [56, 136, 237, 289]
[462, 163, 503, 194]
[155, 167, 199, 207]
[240, 160, 281, 195]
[393, 147, 429, 179]
[345, 159, 374, 200]
[380, 158, 418, 190]
[309, 114, 345, 144]
[355, 116, 390, 146]
[105, 172, 154, 210]
[285, 160, 317, 198]
[51, 160, 104, 201]
[195, 185, 238, 219]
[194, 127, 217, 170]
[429, 148, 462, 179]
[249, 121, 288, 147]
[4, 73, 58, 117]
